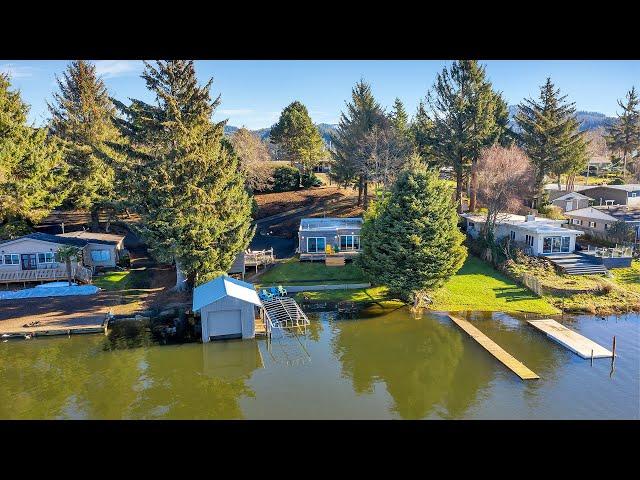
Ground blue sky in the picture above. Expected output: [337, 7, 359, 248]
[1, 60, 638, 129]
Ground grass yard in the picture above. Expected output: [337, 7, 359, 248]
[611, 260, 640, 294]
[93, 268, 150, 291]
[429, 256, 560, 314]
[294, 286, 404, 308]
[258, 257, 367, 286]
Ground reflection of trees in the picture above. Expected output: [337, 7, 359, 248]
[332, 311, 470, 419]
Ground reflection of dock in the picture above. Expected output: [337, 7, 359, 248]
[449, 315, 539, 381]
[528, 319, 613, 359]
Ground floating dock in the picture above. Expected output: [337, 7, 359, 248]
[527, 319, 613, 359]
[449, 315, 539, 380]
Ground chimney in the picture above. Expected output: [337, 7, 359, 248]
[525, 214, 536, 222]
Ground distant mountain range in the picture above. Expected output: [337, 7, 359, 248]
[224, 123, 338, 144]
[224, 108, 615, 142]
[507, 105, 615, 131]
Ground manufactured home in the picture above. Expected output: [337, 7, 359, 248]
[297, 217, 363, 259]
[549, 191, 592, 212]
[461, 213, 584, 256]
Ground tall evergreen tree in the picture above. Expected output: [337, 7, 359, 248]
[111, 61, 253, 289]
[331, 80, 387, 207]
[419, 61, 509, 213]
[606, 87, 640, 181]
[0, 74, 68, 239]
[47, 60, 122, 228]
[270, 101, 324, 176]
[390, 98, 409, 138]
[357, 159, 467, 306]
[515, 78, 588, 204]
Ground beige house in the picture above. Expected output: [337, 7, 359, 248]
[564, 207, 619, 238]
[550, 191, 592, 212]
[0, 232, 125, 274]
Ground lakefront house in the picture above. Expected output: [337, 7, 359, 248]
[461, 213, 584, 256]
[297, 217, 363, 260]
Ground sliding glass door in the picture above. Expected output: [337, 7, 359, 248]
[542, 236, 571, 254]
[307, 237, 326, 253]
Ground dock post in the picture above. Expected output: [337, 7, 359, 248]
[612, 336, 616, 357]
[590, 349, 593, 366]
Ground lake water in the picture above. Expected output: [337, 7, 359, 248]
[1, 308, 638, 419]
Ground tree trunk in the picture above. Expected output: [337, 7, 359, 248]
[363, 180, 369, 209]
[357, 176, 363, 206]
[622, 151, 628, 181]
[455, 168, 464, 213]
[175, 259, 187, 291]
[66, 259, 72, 287]
[90, 208, 100, 231]
[469, 160, 478, 212]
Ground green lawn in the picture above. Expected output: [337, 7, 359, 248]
[429, 256, 559, 314]
[93, 268, 149, 291]
[611, 260, 640, 294]
[291, 255, 559, 315]
[258, 257, 367, 286]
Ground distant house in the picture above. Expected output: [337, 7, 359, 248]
[461, 213, 583, 256]
[0, 232, 124, 273]
[192, 275, 262, 342]
[565, 206, 640, 243]
[297, 217, 363, 258]
[579, 184, 640, 208]
[549, 191, 592, 212]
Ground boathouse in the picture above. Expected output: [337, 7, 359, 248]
[193, 275, 262, 342]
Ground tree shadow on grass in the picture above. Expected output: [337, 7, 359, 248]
[493, 286, 541, 302]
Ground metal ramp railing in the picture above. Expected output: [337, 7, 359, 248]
[262, 296, 310, 331]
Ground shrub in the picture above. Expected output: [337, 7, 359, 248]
[609, 177, 625, 185]
[301, 172, 322, 188]
[272, 166, 300, 192]
[538, 204, 565, 220]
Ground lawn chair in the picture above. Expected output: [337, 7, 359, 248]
[277, 285, 287, 296]
[260, 289, 274, 301]
[269, 286, 279, 297]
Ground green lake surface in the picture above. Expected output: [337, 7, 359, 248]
[1, 308, 638, 419]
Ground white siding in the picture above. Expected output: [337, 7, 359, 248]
[199, 295, 256, 342]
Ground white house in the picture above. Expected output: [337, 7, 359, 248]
[192, 275, 262, 342]
[461, 213, 584, 256]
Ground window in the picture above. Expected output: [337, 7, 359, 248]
[589, 221, 596, 228]
[604, 224, 609, 230]
[3, 254, 19, 265]
[468, 222, 475, 229]
[525, 235, 534, 247]
[340, 235, 361, 251]
[631, 192, 637, 197]
[572, 218, 582, 225]
[37, 252, 55, 264]
[510, 231, 516, 241]
[306, 237, 326, 254]
[90, 250, 110, 262]
[542, 236, 571, 254]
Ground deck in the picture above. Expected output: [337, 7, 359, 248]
[528, 319, 613, 358]
[449, 315, 539, 380]
[299, 251, 360, 262]
[0, 266, 92, 286]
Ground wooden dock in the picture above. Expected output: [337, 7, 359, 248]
[448, 315, 539, 380]
[528, 319, 613, 359]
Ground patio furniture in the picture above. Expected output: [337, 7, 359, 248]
[260, 289, 274, 301]
[277, 285, 287, 296]
[269, 286, 279, 297]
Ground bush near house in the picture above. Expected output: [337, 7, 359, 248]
[272, 165, 301, 192]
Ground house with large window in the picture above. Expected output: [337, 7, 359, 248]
[297, 217, 363, 260]
[565, 206, 640, 244]
[0, 231, 126, 282]
[461, 213, 584, 256]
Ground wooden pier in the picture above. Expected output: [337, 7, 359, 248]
[527, 319, 613, 359]
[448, 315, 539, 380]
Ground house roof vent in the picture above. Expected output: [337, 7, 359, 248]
[525, 214, 536, 222]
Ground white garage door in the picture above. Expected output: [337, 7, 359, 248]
[207, 310, 242, 339]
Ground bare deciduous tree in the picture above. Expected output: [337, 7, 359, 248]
[476, 145, 534, 245]
[230, 127, 274, 193]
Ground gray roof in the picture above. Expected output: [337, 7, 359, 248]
[299, 217, 363, 231]
[564, 207, 618, 222]
[596, 206, 640, 223]
[0, 232, 118, 247]
[582, 184, 640, 192]
[193, 275, 261, 312]
[553, 191, 593, 202]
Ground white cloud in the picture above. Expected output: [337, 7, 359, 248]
[219, 108, 254, 115]
[0, 63, 37, 78]
[93, 60, 143, 79]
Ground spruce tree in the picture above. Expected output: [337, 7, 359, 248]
[357, 159, 467, 306]
[390, 97, 409, 138]
[606, 87, 640, 181]
[47, 60, 121, 227]
[0, 74, 68, 239]
[515, 78, 588, 204]
[270, 101, 324, 176]
[331, 80, 386, 206]
[112, 61, 253, 289]
[420, 61, 509, 213]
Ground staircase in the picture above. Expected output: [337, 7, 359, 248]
[325, 255, 346, 267]
[546, 253, 609, 275]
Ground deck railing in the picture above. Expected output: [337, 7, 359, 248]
[585, 245, 633, 258]
[0, 265, 93, 285]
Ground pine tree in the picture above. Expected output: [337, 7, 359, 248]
[357, 160, 467, 306]
[606, 87, 640, 181]
[390, 97, 409, 137]
[331, 80, 387, 206]
[270, 101, 324, 176]
[420, 61, 509, 213]
[0, 74, 68, 239]
[515, 78, 588, 203]
[47, 61, 122, 228]
[111, 61, 253, 289]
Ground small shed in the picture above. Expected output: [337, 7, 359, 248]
[193, 275, 262, 342]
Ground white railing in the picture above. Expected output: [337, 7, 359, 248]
[0, 265, 93, 284]
[244, 248, 275, 266]
[262, 296, 310, 331]
[586, 245, 633, 258]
